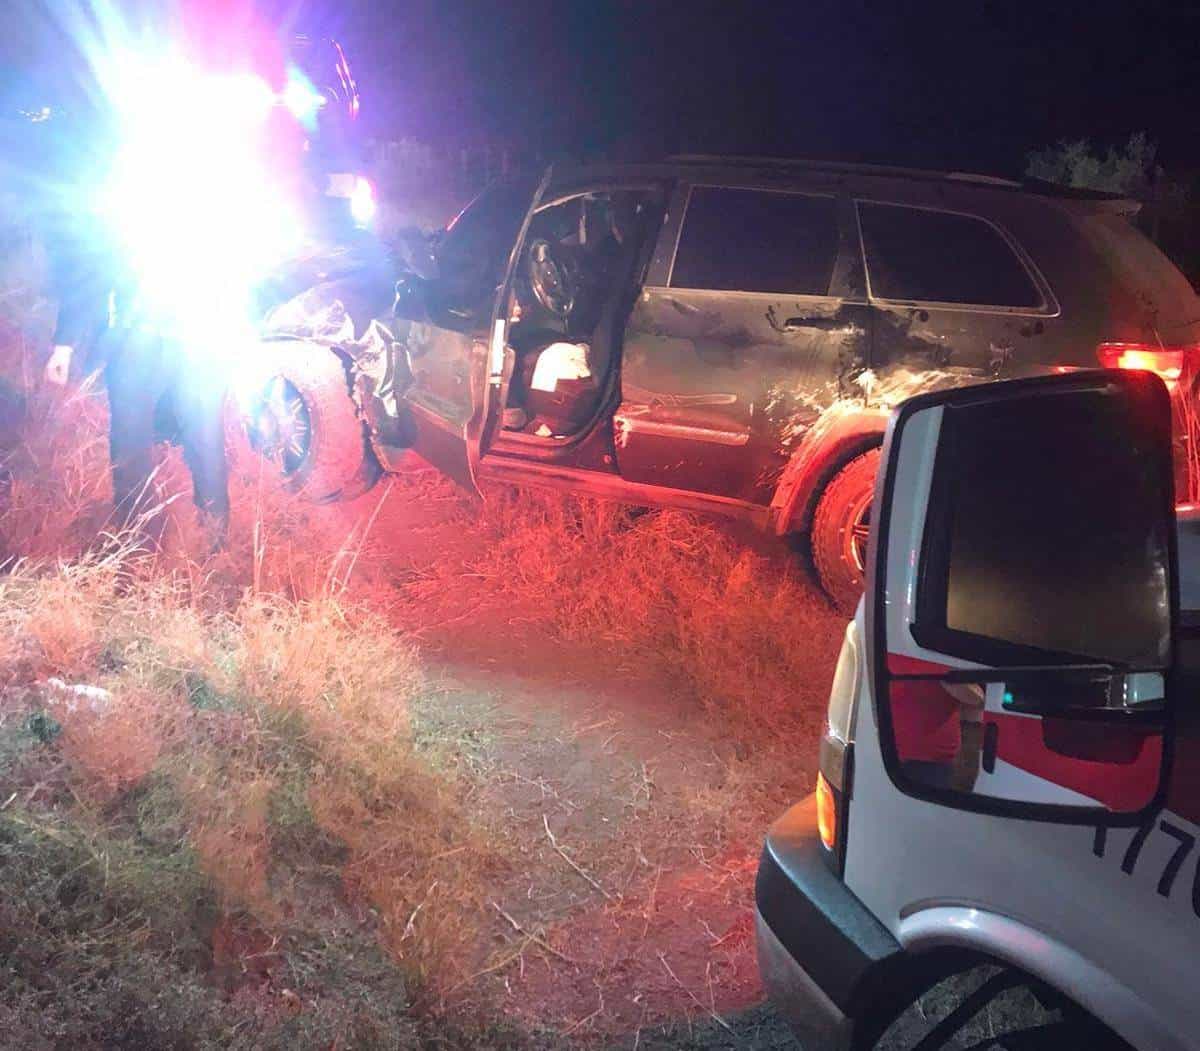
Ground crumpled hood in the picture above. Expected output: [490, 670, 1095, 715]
[262, 281, 357, 343]
[258, 233, 397, 340]
[261, 267, 397, 345]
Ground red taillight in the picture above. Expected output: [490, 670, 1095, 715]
[1097, 342, 1186, 389]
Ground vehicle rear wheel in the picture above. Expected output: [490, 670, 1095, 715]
[812, 448, 880, 615]
[246, 343, 380, 503]
[869, 965, 1130, 1050]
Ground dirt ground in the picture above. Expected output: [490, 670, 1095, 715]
[309, 472, 845, 1048]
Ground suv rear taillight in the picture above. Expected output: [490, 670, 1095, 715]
[1096, 342, 1189, 390]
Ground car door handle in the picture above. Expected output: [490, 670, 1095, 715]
[782, 316, 841, 333]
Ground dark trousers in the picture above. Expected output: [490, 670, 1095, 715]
[103, 329, 229, 527]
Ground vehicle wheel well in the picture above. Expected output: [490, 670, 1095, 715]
[851, 948, 1122, 1050]
[325, 346, 385, 498]
[788, 431, 885, 536]
[250, 340, 381, 503]
[850, 945, 981, 1040]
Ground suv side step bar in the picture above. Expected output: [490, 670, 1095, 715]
[479, 457, 771, 525]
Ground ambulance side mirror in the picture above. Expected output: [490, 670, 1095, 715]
[866, 371, 1176, 821]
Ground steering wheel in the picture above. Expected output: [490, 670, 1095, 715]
[527, 238, 576, 318]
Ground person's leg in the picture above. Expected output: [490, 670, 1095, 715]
[173, 362, 230, 542]
[105, 331, 166, 532]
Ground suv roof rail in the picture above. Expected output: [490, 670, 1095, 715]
[945, 171, 1021, 187]
[663, 155, 1140, 210]
[1019, 176, 1139, 209]
[666, 153, 1023, 188]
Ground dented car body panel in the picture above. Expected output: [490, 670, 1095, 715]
[395, 318, 486, 491]
[616, 289, 872, 503]
[258, 158, 1200, 600]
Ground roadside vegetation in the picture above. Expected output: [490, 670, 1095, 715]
[0, 370, 524, 1045]
[0, 263, 836, 1046]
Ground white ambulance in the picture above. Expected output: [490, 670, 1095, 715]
[756, 370, 1199, 1050]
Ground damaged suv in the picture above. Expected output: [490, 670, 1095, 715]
[252, 158, 1200, 609]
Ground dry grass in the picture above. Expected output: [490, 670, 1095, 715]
[0, 255, 836, 1045]
[0, 384, 114, 562]
[0, 351, 521, 1045]
[0, 534, 529, 1044]
[403, 484, 840, 742]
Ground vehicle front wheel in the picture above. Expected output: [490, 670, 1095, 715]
[811, 448, 880, 615]
[867, 964, 1130, 1050]
[246, 343, 380, 503]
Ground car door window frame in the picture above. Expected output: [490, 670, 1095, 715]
[854, 197, 1060, 317]
[503, 177, 671, 326]
[529, 180, 669, 269]
[484, 177, 669, 454]
[663, 183, 854, 301]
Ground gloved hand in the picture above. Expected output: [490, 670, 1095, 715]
[44, 344, 74, 386]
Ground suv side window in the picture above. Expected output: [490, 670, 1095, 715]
[670, 186, 839, 296]
[857, 201, 1042, 308]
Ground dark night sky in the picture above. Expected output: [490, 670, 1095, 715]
[318, 0, 1200, 175]
[4, 1, 1199, 177]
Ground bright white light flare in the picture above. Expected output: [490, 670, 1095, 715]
[98, 54, 303, 348]
[350, 175, 376, 227]
[281, 70, 327, 123]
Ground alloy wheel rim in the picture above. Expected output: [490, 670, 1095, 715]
[252, 376, 311, 476]
[847, 494, 873, 574]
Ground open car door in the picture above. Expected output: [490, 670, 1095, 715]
[397, 174, 542, 492]
[866, 370, 1177, 822]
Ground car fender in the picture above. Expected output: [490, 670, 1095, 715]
[769, 364, 999, 535]
[898, 906, 1186, 1051]
[260, 273, 395, 346]
[769, 406, 889, 535]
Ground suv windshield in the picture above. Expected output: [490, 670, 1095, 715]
[438, 176, 537, 311]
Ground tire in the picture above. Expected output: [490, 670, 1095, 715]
[868, 965, 1130, 1051]
[248, 342, 380, 503]
[812, 447, 880, 615]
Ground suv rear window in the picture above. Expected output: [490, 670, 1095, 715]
[671, 187, 838, 295]
[858, 202, 1041, 308]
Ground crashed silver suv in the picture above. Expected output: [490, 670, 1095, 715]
[251, 157, 1200, 610]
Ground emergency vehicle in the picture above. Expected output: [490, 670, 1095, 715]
[756, 370, 1199, 1049]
